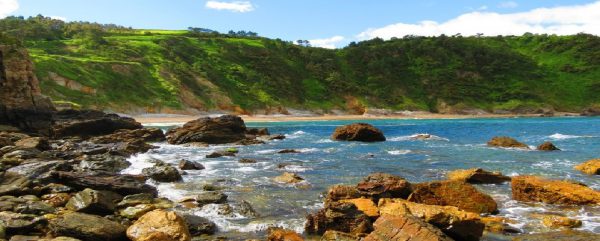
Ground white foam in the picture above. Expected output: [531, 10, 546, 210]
[387, 150, 412, 155]
[549, 133, 594, 140]
[389, 133, 449, 142]
[286, 131, 307, 139]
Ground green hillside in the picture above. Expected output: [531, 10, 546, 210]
[2, 15, 600, 114]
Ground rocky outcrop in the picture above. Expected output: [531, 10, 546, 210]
[331, 123, 385, 142]
[89, 128, 165, 144]
[487, 136, 529, 149]
[267, 227, 304, 241]
[364, 214, 454, 241]
[126, 210, 191, 241]
[325, 185, 361, 203]
[447, 168, 511, 184]
[356, 173, 412, 200]
[408, 180, 498, 214]
[52, 109, 142, 138]
[511, 176, 600, 205]
[321, 231, 360, 241]
[181, 214, 217, 236]
[339, 198, 379, 218]
[49, 212, 127, 241]
[51, 171, 158, 197]
[581, 107, 600, 116]
[574, 159, 600, 175]
[537, 142, 560, 151]
[512, 230, 600, 241]
[305, 201, 373, 236]
[166, 115, 248, 145]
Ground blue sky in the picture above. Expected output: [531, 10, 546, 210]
[2, 0, 600, 48]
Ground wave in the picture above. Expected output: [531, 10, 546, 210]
[548, 133, 595, 140]
[389, 133, 449, 142]
[285, 131, 307, 139]
[387, 150, 412, 155]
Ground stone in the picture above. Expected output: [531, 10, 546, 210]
[13, 200, 55, 215]
[181, 214, 216, 236]
[407, 180, 498, 214]
[320, 231, 359, 241]
[142, 161, 182, 182]
[378, 198, 484, 241]
[537, 142, 560, 151]
[325, 185, 361, 203]
[480, 216, 520, 234]
[76, 153, 131, 173]
[52, 109, 142, 138]
[0, 172, 31, 196]
[236, 200, 258, 218]
[117, 193, 155, 208]
[331, 123, 385, 142]
[166, 115, 248, 145]
[52, 171, 158, 197]
[531, 214, 583, 229]
[14, 137, 50, 151]
[267, 227, 304, 241]
[205, 151, 236, 158]
[41, 193, 71, 208]
[487, 136, 529, 149]
[339, 198, 379, 218]
[178, 160, 204, 170]
[305, 201, 372, 235]
[238, 158, 258, 164]
[126, 210, 191, 241]
[49, 212, 126, 241]
[574, 159, 600, 175]
[119, 204, 157, 219]
[273, 172, 304, 184]
[0, 211, 46, 235]
[447, 168, 511, 184]
[512, 230, 600, 241]
[511, 176, 600, 205]
[356, 173, 412, 200]
[90, 128, 166, 144]
[364, 214, 454, 241]
[7, 160, 71, 182]
[246, 128, 270, 136]
[278, 149, 300, 154]
[66, 188, 123, 215]
[194, 192, 227, 206]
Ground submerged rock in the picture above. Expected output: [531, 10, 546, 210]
[408, 180, 498, 214]
[447, 168, 511, 184]
[537, 142, 560, 151]
[0, 172, 32, 196]
[530, 213, 582, 229]
[511, 176, 600, 205]
[278, 149, 300, 154]
[364, 214, 454, 241]
[356, 173, 412, 200]
[238, 158, 258, 164]
[49, 212, 127, 241]
[126, 210, 191, 241]
[205, 151, 236, 158]
[574, 159, 600, 175]
[487, 136, 529, 149]
[305, 201, 372, 235]
[273, 172, 304, 184]
[166, 115, 247, 145]
[331, 123, 386, 142]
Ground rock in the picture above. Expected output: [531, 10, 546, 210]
[52, 171, 158, 197]
[14, 137, 50, 151]
[581, 107, 600, 117]
[331, 123, 385, 142]
[364, 214, 454, 241]
[194, 192, 228, 206]
[356, 173, 412, 200]
[512, 230, 600, 241]
[305, 201, 372, 235]
[246, 128, 270, 136]
[378, 198, 484, 241]
[13, 200, 55, 215]
[266, 134, 286, 140]
[7, 160, 71, 182]
[119, 204, 157, 219]
[267, 227, 304, 241]
[205, 151, 236, 158]
[0, 172, 31, 196]
[76, 153, 131, 173]
[66, 188, 123, 215]
[166, 115, 248, 145]
[90, 128, 166, 144]
[487, 136, 529, 149]
[480, 216, 520, 234]
[511, 176, 600, 205]
[142, 161, 182, 182]
[447, 168, 511, 184]
[407, 180, 498, 214]
[532, 214, 582, 229]
[340, 198, 379, 218]
[41, 193, 71, 207]
[238, 158, 257, 164]
[52, 109, 142, 138]
[537, 142, 560, 151]
[278, 149, 300, 154]
[236, 200, 258, 218]
[574, 159, 600, 175]
[40, 237, 82, 241]
[273, 172, 304, 184]
[0, 211, 46, 235]
[49, 212, 126, 241]
[320, 231, 360, 241]
[178, 160, 204, 170]
[325, 185, 361, 203]
[126, 210, 191, 241]
[117, 193, 155, 208]
[181, 214, 216, 236]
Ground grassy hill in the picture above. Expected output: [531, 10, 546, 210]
[2, 16, 600, 114]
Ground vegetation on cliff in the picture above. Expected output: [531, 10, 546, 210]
[1, 15, 599, 114]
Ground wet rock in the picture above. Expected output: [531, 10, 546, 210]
[305, 201, 373, 235]
[194, 192, 228, 206]
[574, 159, 600, 175]
[530, 214, 582, 229]
[13, 200, 55, 215]
[512, 230, 600, 241]
[238, 158, 257, 164]
[119, 204, 157, 219]
[41, 193, 71, 207]
[66, 188, 123, 215]
[326, 185, 361, 204]
[117, 193, 155, 208]
[266, 134, 286, 140]
[267, 227, 304, 241]
[236, 200, 258, 218]
[181, 214, 216, 236]
[480, 216, 520, 234]
[49, 212, 126, 241]
[364, 214, 454, 241]
[7, 160, 71, 182]
[321, 231, 360, 241]
[205, 151, 236, 158]
[166, 115, 248, 145]
[76, 153, 131, 173]
[447, 168, 511, 184]
[331, 123, 385, 142]
[52, 171, 158, 197]
[378, 198, 484, 241]
[340, 198, 379, 218]
[142, 161, 182, 182]
[278, 149, 300, 154]
[0, 211, 46, 235]
[14, 137, 50, 151]
[178, 160, 204, 170]
[273, 172, 304, 184]
[90, 128, 166, 144]
[246, 128, 270, 136]
[356, 173, 412, 200]
[537, 142, 560, 151]
[2, 149, 40, 161]
[407, 180, 498, 214]
[0, 172, 31, 196]
[487, 136, 529, 149]
[126, 210, 191, 241]
[108, 139, 156, 157]
[511, 176, 600, 205]
[52, 109, 142, 138]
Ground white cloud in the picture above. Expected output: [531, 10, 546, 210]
[0, 0, 19, 19]
[499, 1, 519, 9]
[50, 16, 67, 21]
[308, 36, 345, 49]
[205, 1, 254, 13]
[358, 1, 600, 40]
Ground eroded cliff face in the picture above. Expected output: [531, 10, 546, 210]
[0, 45, 55, 133]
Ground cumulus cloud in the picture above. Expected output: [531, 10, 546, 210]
[50, 16, 67, 21]
[499, 1, 519, 9]
[358, 1, 600, 40]
[308, 36, 345, 49]
[205, 1, 254, 13]
[0, 0, 19, 19]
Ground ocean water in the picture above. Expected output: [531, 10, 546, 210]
[126, 117, 600, 240]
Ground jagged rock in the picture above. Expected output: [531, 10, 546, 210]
[178, 160, 204, 170]
[267, 227, 304, 241]
[52, 109, 142, 138]
[305, 201, 373, 235]
[0, 172, 31, 196]
[49, 212, 126, 241]
[205, 151, 236, 158]
[356, 173, 412, 200]
[273, 172, 304, 184]
[193, 191, 228, 206]
[14, 137, 50, 151]
[0, 211, 46, 235]
[321, 231, 360, 241]
[90, 128, 165, 144]
[142, 161, 182, 182]
[238, 158, 257, 164]
[166, 115, 248, 145]
[537, 141, 560, 151]
[331, 123, 385, 142]
[511, 176, 600, 205]
[364, 214, 454, 241]
[574, 159, 600, 175]
[447, 168, 511, 184]
[76, 153, 131, 173]
[340, 198, 379, 218]
[66, 188, 123, 215]
[325, 185, 361, 203]
[52, 171, 158, 197]
[407, 180, 498, 214]
[480, 216, 520, 234]
[126, 210, 191, 241]
[487, 136, 529, 149]
[181, 214, 216, 236]
[378, 198, 484, 241]
[7, 160, 72, 181]
[512, 230, 600, 241]
[236, 200, 259, 218]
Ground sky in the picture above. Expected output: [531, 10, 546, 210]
[2, 0, 600, 48]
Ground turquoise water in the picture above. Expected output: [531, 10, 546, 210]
[129, 117, 600, 240]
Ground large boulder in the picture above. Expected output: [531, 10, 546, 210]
[305, 201, 373, 236]
[378, 198, 484, 241]
[142, 161, 182, 182]
[356, 173, 412, 201]
[331, 123, 385, 142]
[447, 168, 511, 184]
[90, 128, 165, 144]
[166, 115, 247, 145]
[52, 109, 142, 138]
[537, 142, 560, 151]
[51, 171, 158, 197]
[574, 159, 600, 175]
[49, 212, 127, 241]
[487, 136, 529, 149]
[325, 185, 361, 204]
[126, 210, 191, 241]
[512, 230, 600, 241]
[364, 214, 454, 241]
[181, 214, 216, 236]
[407, 180, 498, 214]
[65, 188, 122, 215]
[511, 176, 600, 205]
